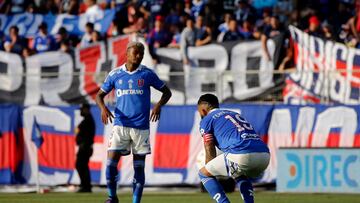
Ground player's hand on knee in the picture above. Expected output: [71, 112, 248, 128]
[150, 104, 161, 122]
[101, 107, 114, 124]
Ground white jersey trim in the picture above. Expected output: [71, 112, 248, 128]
[209, 108, 219, 114]
[100, 87, 109, 93]
[120, 64, 144, 75]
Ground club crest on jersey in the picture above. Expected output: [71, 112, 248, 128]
[118, 80, 123, 85]
[138, 79, 144, 87]
[128, 79, 133, 89]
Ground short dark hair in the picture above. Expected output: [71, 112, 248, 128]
[126, 42, 144, 53]
[10, 25, 19, 33]
[39, 22, 47, 29]
[80, 103, 90, 110]
[198, 94, 219, 108]
[85, 22, 94, 29]
[58, 27, 67, 35]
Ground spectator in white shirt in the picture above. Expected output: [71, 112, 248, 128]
[80, 22, 94, 47]
[85, 0, 104, 23]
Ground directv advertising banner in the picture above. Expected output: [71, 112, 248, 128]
[277, 148, 360, 193]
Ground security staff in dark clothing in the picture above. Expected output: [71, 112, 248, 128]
[76, 103, 95, 193]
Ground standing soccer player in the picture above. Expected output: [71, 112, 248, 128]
[96, 42, 172, 203]
[197, 94, 270, 203]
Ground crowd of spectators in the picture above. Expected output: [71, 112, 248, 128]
[0, 0, 359, 64]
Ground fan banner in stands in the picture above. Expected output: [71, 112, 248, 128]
[1, 104, 360, 186]
[0, 37, 276, 105]
[0, 9, 115, 37]
[284, 25, 360, 105]
[155, 40, 275, 103]
[0, 104, 24, 184]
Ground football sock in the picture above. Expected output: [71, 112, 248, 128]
[106, 159, 119, 200]
[237, 177, 254, 203]
[132, 160, 145, 203]
[198, 171, 230, 203]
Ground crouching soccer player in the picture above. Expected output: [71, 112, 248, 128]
[197, 94, 270, 203]
[96, 42, 172, 203]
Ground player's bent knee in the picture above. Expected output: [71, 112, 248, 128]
[107, 151, 122, 161]
[199, 167, 213, 177]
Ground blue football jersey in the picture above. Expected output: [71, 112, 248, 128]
[200, 109, 269, 154]
[101, 64, 165, 129]
[33, 34, 55, 53]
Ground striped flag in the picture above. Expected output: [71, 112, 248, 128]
[31, 118, 43, 148]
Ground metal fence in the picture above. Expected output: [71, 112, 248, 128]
[3, 68, 359, 105]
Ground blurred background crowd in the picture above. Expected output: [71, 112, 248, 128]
[0, 0, 359, 64]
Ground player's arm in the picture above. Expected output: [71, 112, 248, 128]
[96, 89, 114, 125]
[150, 85, 172, 122]
[203, 133, 216, 164]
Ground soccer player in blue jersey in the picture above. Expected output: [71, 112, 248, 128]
[96, 42, 172, 203]
[197, 94, 270, 203]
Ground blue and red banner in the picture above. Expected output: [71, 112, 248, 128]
[284, 26, 360, 105]
[0, 104, 24, 184]
[1, 104, 360, 185]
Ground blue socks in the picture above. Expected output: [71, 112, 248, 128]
[237, 177, 254, 203]
[198, 171, 230, 203]
[132, 159, 145, 203]
[106, 157, 145, 203]
[198, 171, 254, 203]
[106, 159, 119, 200]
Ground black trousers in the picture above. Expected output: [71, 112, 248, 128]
[76, 146, 93, 189]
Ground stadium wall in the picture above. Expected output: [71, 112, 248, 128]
[0, 104, 359, 186]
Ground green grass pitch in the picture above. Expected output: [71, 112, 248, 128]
[1, 192, 360, 203]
